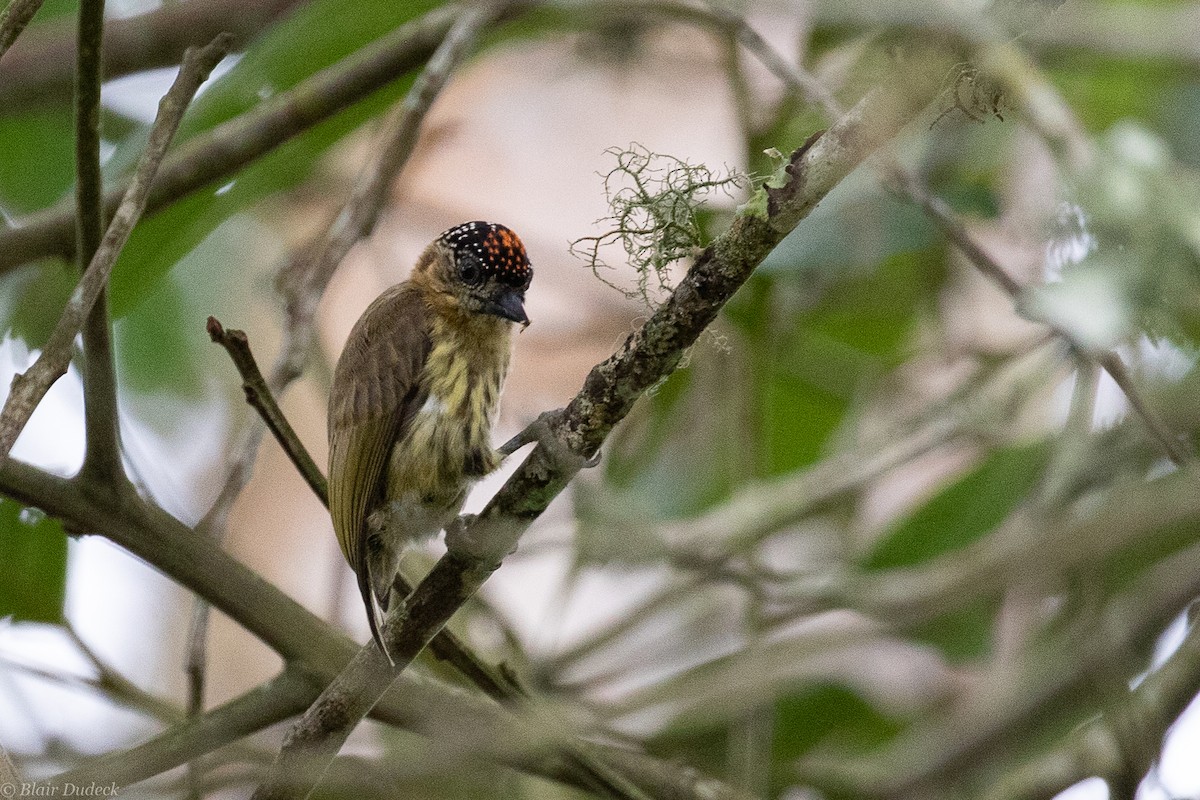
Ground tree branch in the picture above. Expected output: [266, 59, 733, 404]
[206, 317, 327, 501]
[0, 34, 232, 459]
[0, 0, 304, 110]
[891, 170, 1190, 467]
[0, 0, 43, 65]
[74, 0, 125, 486]
[981, 614, 1200, 800]
[45, 668, 317, 793]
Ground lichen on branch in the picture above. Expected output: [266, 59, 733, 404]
[570, 143, 745, 307]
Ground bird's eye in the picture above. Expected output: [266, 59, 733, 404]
[458, 257, 483, 286]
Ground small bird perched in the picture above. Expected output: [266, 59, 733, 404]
[327, 221, 532, 655]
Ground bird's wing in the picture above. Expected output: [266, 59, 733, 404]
[328, 283, 432, 592]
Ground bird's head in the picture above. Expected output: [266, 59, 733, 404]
[415, 221, 533, 326]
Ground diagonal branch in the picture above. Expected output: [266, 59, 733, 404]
[206, 317, 328, 502]
[0, 34, 232, 460]
[981, 614, 1200, 800]
[252, 38, 952, 800]
[0, 0, 43, 64]
[893, 171, 1190, 466]
[46, 668, 317, 793]
[720, 5, 1189, 466]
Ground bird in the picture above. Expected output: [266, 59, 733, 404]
[327, 220, 532, 656]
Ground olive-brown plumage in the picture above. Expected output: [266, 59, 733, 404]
[328, 221, 532, 654]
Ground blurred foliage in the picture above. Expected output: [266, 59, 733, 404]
[587, 168, 944, 529]
[2, 0, 1200, 798]
[862, 442, 1050, 571]
[0, 500, 67, 624]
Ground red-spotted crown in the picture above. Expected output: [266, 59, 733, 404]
[440, 221, 532, 289]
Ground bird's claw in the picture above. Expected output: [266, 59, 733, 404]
[447, 513, 478, 539]
[498, 408, 600, 471]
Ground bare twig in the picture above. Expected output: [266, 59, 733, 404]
[74, 0, 125, 486]
[982, 615, 1200, 800]
[704, 0, 844, 120]
[206, 317, 327, 501]
[0, 34, 232, 459]
[0, 0, 303, 110]
[63, 624, 182, 723]
[0, 0, 42, 64]
[184, 319, 323, 794]
[46, 668, 317, 794]
[893, 171, 1189, 466]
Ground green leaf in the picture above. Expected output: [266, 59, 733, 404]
[1, 260, 77, 345]
[646, 682, 904, 795]
[905, 597, 998, 663]
[0, 500, 67, 623]
[114, 271, 202, 397]
[863, 442, 1050, 571]
[736, 249, 940, 476]
[0, 109, 75, 214]
[1050, 54, 1182, 135]
[773, 683, 904, 763]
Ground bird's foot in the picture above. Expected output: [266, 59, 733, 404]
[447, 513, 478, 540]
[498, 408, 600, 470]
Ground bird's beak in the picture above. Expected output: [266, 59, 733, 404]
[487, 288, 529, 326]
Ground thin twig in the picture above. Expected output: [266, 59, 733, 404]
[0, 742, 20, 795]
[63, 624, 183, 723]
[0, 0, 43, 64]
[704, 0, 844, 120]
[0, 0, 303, 109]
[74, 0, 125, 486]
[45, 668, 317, 793]
[206, 317, 327, 501]
[0, 34, 232, 459]
[894, 170, 1190, 466]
